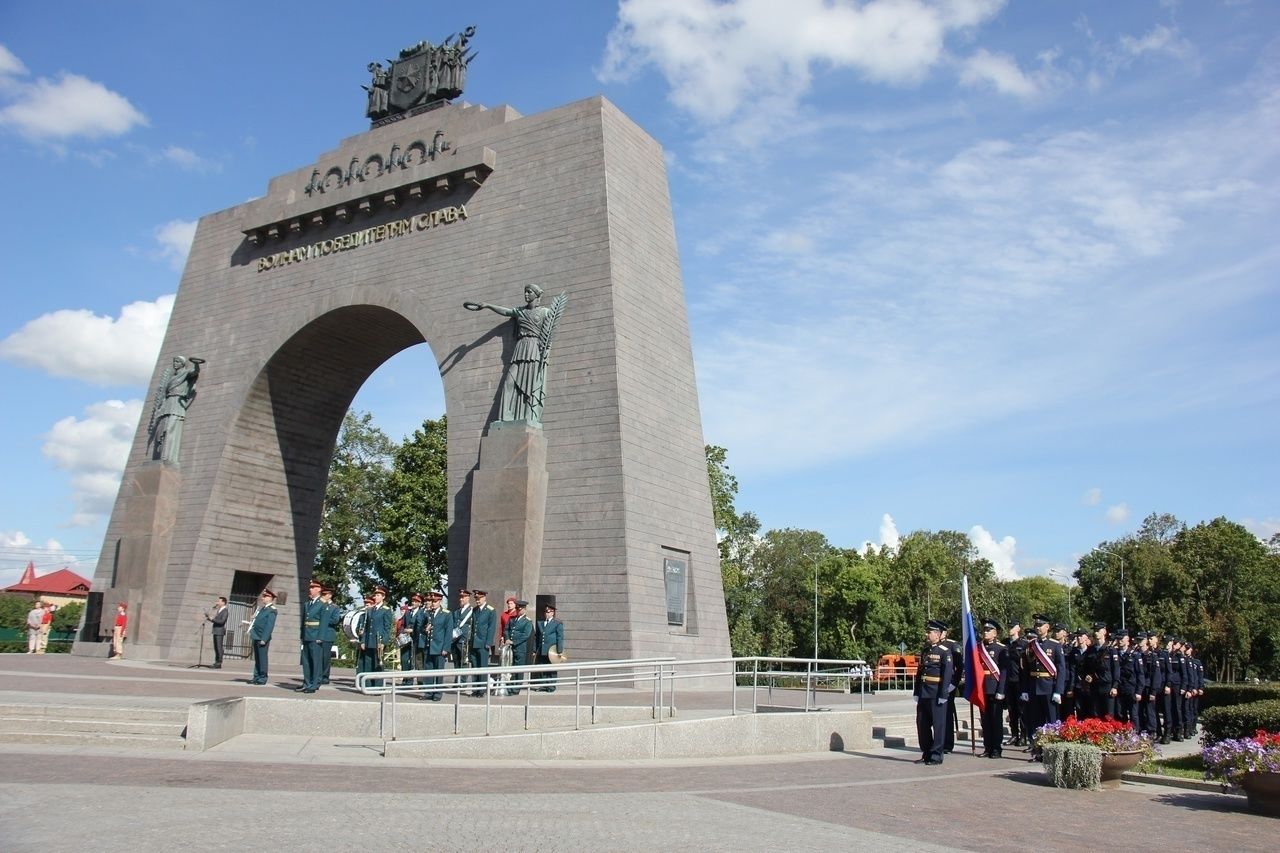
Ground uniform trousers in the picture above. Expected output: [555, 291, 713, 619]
[252, 641, 270, 682]
[301, 640, 325, 689]
[1092, 686, 1116, 719]
[423, 653, 446, 699]
[1024, 693, 1059, 748]
[321, 643, 334, 684]
[916, 698, 947, 763]
[943, 694, 957, 752]
[980, 695, 1004, 755]
[1006, 692, 1024, 741]
[1165, 687, 1184, 738]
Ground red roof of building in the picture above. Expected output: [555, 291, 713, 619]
[3, 561, 92, 596]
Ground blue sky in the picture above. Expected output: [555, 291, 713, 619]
[1, 1, 1276, 587]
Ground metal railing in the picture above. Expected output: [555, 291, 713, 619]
[355, 655, 868, 741]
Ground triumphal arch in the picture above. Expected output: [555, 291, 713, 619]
[76, 30, 730, 667]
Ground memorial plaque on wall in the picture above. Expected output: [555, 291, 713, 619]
[664, 557, 687, 626]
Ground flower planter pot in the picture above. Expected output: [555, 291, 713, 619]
[1239, 771, 1280, 817]
[1099, 750, 1143, 789]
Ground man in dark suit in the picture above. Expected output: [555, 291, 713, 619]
[534, 604, 564, 692]
[205, 596, 229, 668]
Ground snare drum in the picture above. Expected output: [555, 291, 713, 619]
[341, 609, 365, 642]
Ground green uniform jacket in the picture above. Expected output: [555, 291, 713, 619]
[301, 598, 326, 642]
[249, 605, 276, 643]
[361, 605, 393, 648]
[473, 604, 497, 650]
[508, 614, 533, 663]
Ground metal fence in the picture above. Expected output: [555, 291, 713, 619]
[356, 655, 869, 741]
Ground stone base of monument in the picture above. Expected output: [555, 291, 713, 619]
[465, 421, 548, 599]
[185, 695, 872, 759]
[73, 462, 180, 657]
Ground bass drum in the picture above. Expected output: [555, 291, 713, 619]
[341, 609, 365, 642]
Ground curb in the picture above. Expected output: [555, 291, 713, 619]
[1123, 771, 1244, 795]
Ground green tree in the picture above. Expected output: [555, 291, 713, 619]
[706, 445, 762, 655]
[51, 601, 84, 633]
[313, 411, 396, 603]
[372, 416, 449, 601]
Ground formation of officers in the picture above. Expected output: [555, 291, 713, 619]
[913, 614, 1205, 765]
[249, 579, 566, 695]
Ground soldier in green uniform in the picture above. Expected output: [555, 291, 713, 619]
[248, 589, 277, 685]
[470, 590, 497, 696]
[358, 586, 393, 676]
[507, 600, 534, 695]
[319, 585, 340, 685]
[298, 579, 326, 693]
[399, 593, 424, 675]
[423, 590, 452, 700]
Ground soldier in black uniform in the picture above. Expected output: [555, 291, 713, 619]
[1088, 623, 1119, 719]
[1165, 636, 1186, 741]
[938, 627, 962, 753]
[1004, 620, 1028, 746]
[1146, 627, 1167, 732]
[913, 619, 954, 766]
[978, 619, 1009, 758]
[1071, 630, 1093, 718]
[1177, 637, 1198, 737]
[1020, 614, 1066, 760]
[1053, 624, 1074, 714]
[1114, 630, 1143, 724]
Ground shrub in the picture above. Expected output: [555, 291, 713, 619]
[1200, 700, 1280, 744]
[1043, 742, 1103, 790]
[1201, 683, 1280, 711]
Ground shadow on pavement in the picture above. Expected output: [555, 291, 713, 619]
[1153, 792, 1250, 814]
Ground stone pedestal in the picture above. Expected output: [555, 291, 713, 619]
[466, 421, 547, 601]
[75, 463, 180, 654]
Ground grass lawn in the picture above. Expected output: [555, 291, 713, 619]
[1144, 753, 1206, 780]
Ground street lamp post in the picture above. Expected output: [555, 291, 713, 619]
[1097, 547, 1125, 631]
[1049, 569, 1073, 625]
[813, 558, 819, 661]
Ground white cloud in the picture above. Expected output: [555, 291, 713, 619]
[0, 531, 85, 588]
[42, 399, 142, 527]
[1082, 488, 1101, 506]
[970, 524, 1018, 579]
[600, 0, 1006, 123]
[0, 44, 28, 78]
[864, 512, 901, 554]
[1105, 503, 1131, 524]
[0, 294, 175, 386]
[690, 73, 1277, 474]
[1243, 517, 1280, 542]
[959, 48, 1039, 98]
[154, 219, 198, 270]
[160, 145, 218, 173]
[1119, 24, 1194, 62]
[0, 71, 147, 140]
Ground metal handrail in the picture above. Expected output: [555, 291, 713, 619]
[356, 655, 869, 740]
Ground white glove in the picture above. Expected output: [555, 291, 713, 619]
[1052, 693, 1061, 704]
[937, 697, 946, 705]
[996, 693, 1004, 701]
[913, 696, 919, 703]
[1020, 692, 1028, 702]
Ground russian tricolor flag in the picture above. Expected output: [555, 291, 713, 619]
[961, 574, 985, 712]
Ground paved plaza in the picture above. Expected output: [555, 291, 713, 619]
[0, 655, 1269, 852]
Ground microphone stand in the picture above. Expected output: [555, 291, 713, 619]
[188, 610, 208, 668]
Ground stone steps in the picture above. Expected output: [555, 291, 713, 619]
[0, 702, 187, 750]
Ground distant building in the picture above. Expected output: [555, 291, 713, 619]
[3, 562, 92, 606]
